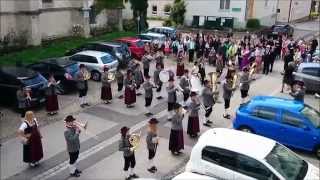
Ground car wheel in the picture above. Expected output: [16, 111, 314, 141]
[315, 145, 320, 159]
[239, 126, 253, 133]
[91, 71, 101, 81]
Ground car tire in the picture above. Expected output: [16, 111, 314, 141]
[239, 126, 254, 133]
[91, 71, 101, 81]
[315, 145, 320, 159]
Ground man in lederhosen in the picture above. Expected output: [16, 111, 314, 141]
[64, 115, 82, 177]
[134, 63, 144, 96]
[187, 92, 201, 138]
[239, 67, 250, 105]
[119, 126, 139, 180]
[101, 67, 112, 104]
[76, 64, 89, 108]
[169, 103, 184, 155]
[142, 52, 153, 78]
[223, 76, 235, 119]
[146, 118, 159, 173]
[166, 76, 177, 121]
[155, 50, 164, 69]
[154, 63, 163, 100]
[143, 75, 155, 116]
[124, 70, 136, 108]
[202, 80, 215, 127]
[179, 69, 190, 107]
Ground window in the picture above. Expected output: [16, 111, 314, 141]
[302, 67, 320, 77]
[152, 5, 157, 15]
[202, 146, 237, 171]
[282, 111, 304, 128]
[252, 107, 277, 121]
[42, 0, 53, 3]
[101, 55, 115, 64]
[220, 0, 230, 9]
[85, 56, 98, 64]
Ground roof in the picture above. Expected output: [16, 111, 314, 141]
[249, 96, 304, 112]
[42, 57, 75, 67]
[0, 66, 37, 78]
[140, 32, 166, 37]
[116, 37, 140, 43]
[75, 50, 110, 58]
[198, 128, 275, 160]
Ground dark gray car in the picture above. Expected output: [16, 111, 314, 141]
[293, 62, 320, 92]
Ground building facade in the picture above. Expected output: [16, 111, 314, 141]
[277, 0, 313, 23]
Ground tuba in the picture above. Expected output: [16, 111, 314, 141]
[129, 131, 141, 151]
[208, 72, 219, 100]
[159, 70, 174, 83]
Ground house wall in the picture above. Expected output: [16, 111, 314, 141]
[252, 0, 278, 26]
[277, 0, 312, 22]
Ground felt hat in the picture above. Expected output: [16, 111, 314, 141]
[148, 118, 159, 124]
[65, 115, 76, 122]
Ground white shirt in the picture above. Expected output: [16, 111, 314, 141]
[19, 119, 38, 131]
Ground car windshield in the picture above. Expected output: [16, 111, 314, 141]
[21, 74, 46, 86]
[64, 63, 78, 74]
[136, 40, 144, 48]
[301, 105, 320, 128]
[101, 55, 115, 64]
[265, 143, 308, 180]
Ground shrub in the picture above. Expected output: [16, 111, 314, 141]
[246, 19, 261, 29]
[163, 19, 173, 27]
[164, 4, 171, 14]
[123, 19, 137, 31]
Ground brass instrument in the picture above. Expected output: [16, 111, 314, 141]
[208, 72, 219, 101]
[83, 70, 91, 80]
[129, 131, 141, 151]
[232, 74, 238, 89]
[249, 62, 256, 78]
[74, 121, 88, 130]
[107, 72, 115, 81]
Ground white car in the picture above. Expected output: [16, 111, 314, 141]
[69, 50, 118, 81]
[137, 32, 166, 46]
[186, 128, 319, 180]
[173, 172, 217, 180]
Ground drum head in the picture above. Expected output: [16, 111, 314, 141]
[159, 71, 170, 83]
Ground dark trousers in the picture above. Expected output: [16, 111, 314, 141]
[148, 148, 156, 160]
[269, 61, 274, 72]
[183, 92, 190, 102]
[263, 62, 270, 74]
[124, 154, 136, 171]
[69, 151, 79, 165]
[205, 106, 212, 118]
[156, 83, 162, 92]
[145, 97, 152, 107]
[144, 68, 149, 77]
[189, 49, 195, 62]
[224, 98, 230, 109]
[118, 83, 123, 92]
[79, 89, 88, 97]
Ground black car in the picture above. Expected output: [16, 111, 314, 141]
[266, 24, 294, 38]
[27, 57, 79, 94]
[65, 42, 131, 67]
[0, 66, 48, 108]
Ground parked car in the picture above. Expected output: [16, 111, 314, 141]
[146, 26, 177, 40]
[137, 32, 166, 47]
[69, 50, 118, 81]
[186, 128, 319, 180]
[0, 66, 48, 108]
[293, 62, 320, 92]
[233, 96, 320, 158]
[27, 57, 79, 94]
[266, 24, 294, 38]
[173, 172, 216, 180]
[65, 42, 131, 67]
[115, 37, 145, 60]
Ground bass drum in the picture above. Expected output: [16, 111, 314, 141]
[159, 70, 175, 83]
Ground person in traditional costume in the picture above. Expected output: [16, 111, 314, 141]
[186, 92, 200, 138]
[202, 80, 215, 127]
[239, 67, 250, 104]
[142, 52, 153, 78]
[166, 76, 177, 121]
[133, 64, 144, 96]
[76, 64, 90, 108]
[124, 70, 136, 108]
[223, 76, 235, 119]
[146, 118, 159, 173]
[17, 111, 43, 167]
[101, 67, 112, 104]
[115, 67, 124, 99]
[169, 103, 184, 155]
[16, 85, 31, 120]
[46, 74, 59, 115]
[154, 63, 163, 100]
[143, 75, 155, 116]
[176, 50, 185, 78]
[179, 70, 190, 107]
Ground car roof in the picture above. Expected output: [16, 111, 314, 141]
[151, 26, 176, 31]
[42, 57, 76, 67]
[299, 62, 320, 69]
[248, 96, 305, 112]
[198, 128, 275, 160]
[140, 32, 166, 37]
[0, 66, 38, 78]
[94, 41, 122, 47]
[75, 50, 110, 57]
[116, 37, 140, 43]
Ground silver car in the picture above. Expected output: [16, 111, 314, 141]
[293, 62, 320, 92]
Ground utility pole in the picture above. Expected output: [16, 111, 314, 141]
[288, 0, 293, 23]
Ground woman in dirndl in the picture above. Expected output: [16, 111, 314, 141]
[46, 74, 59, 115]
[164, 38, 171, 57]
[169, 103, 184, 155]
[17, 111, 43, 167]
[101, 67, 112, 104]
[124, 70, 136, 108]
[187, 92, 200, 138]
[176, 50, 185, 78]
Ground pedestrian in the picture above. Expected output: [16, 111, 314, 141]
[176, 50, 185, 77]
[133, 64, 144, 96]
[17, 111, 43, 167]
[202, 80, 215, 126]
[164, 38, 171, 58]
[198, 59, 206, 85]
[16, 85, 31, 121]
[239, 67, 250, 104]
[254, 45, 263, 73]
[269, 46, 276, 73]
[115, 67, 124, 99]
[119, 126, 139, 180]
[166, 76, 177, 121]
[263, 45, 272, 75]
[290, 80, 305, 103]
[146, 118, 159, 173]
[155, 50, 164, 69]
[281, 60, 298, 93]
[45, 74, 59, 115]
[143, 75, 154, 116]
[124, 70, 136, 108]
[64, 115, 82, 177]
[154, 63, 163, 100]
[188, 38, 195, 63]
[216, 52, 224, 77]
[101, 67, 112, 104]
[208, 47, 216, 66]
[187, 92, 201, 138]
[223, 76, 235, 119]
[179, 69, 190, 107]
[142, 52, 153, 78]
[76, 64, 90, 108]
[169, 103, 184, 155]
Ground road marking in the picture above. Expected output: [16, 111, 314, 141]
[32, 110, 168, 180]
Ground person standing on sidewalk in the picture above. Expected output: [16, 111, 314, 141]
[146, 118, 159, 173]
[115, 67, 124, 99]
[101, 67, 112, 104]
[119, 126, 139, 180]
[143, 75, 154, 116]
[142, 52, 153, 78]
[202, 80, 214, 127]
[124, 70, 136, 108]
[76, 64, 90, 108]
[17, 111, 43, 167]
[239, 67, 250, 104]
[154, 63, 163, 100]
[64, 115, 82, 177]
[186, 92, 201, 138]
[166, 76, 177, 121]
[169, 103, 184, 156]
[133, 64, 144, 96]
[223, 76, 235, 119]
[16, 85, 31, 121]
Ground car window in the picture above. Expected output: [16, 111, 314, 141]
[302, 67, 320, 77]
[100, 55, 115, 64]
[202, 146, 237, 171]
[237, 154, 278, 180]
[86, 56, 98, 63]
[252, 107, 277, 121]
[70, 55, 84, 62]
[282, 111, 304, 128]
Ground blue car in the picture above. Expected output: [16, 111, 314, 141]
[233, 96, 320, 158]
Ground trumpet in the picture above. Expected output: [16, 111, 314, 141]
[83, 70, 91, 80]
[232, 74, 238, 89]
[107, 72, 115, 81]
[73, 121, 88, 130]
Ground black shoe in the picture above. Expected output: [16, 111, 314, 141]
[147, 167, 156, 173]
[156, 96, 163, 100]
[203, 122, 211, 127]
[84, 103, 90, 106]
[118, 95, 124, 99]
[167, 118, 172, 121]
[127, 105, 134, 108]
[223, 114, 230, 119]
[125, 177, 131, 180]
[75, 169, 82, 174]
[207, 120, 213, 124]
[145, 112, 153, 117]
[80, 104, 85, 108]
[136, 93, 142, 96]
[130, 174, 139, 179]
[151, 166, 157, 171]
[70, 172, 80, 177]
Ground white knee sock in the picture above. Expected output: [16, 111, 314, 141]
[69, 164, 76, 174]
[124, 170, 129, 178]
[129, 167, 134, 175]
[79, 97, 83, 105]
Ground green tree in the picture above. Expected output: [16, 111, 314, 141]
[128, 0, 149, 32]
[170, 0, 186, 25]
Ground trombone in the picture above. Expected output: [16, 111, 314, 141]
[73, 121, 99, 140]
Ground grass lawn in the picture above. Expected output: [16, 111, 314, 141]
[0, 31, 136, 66]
